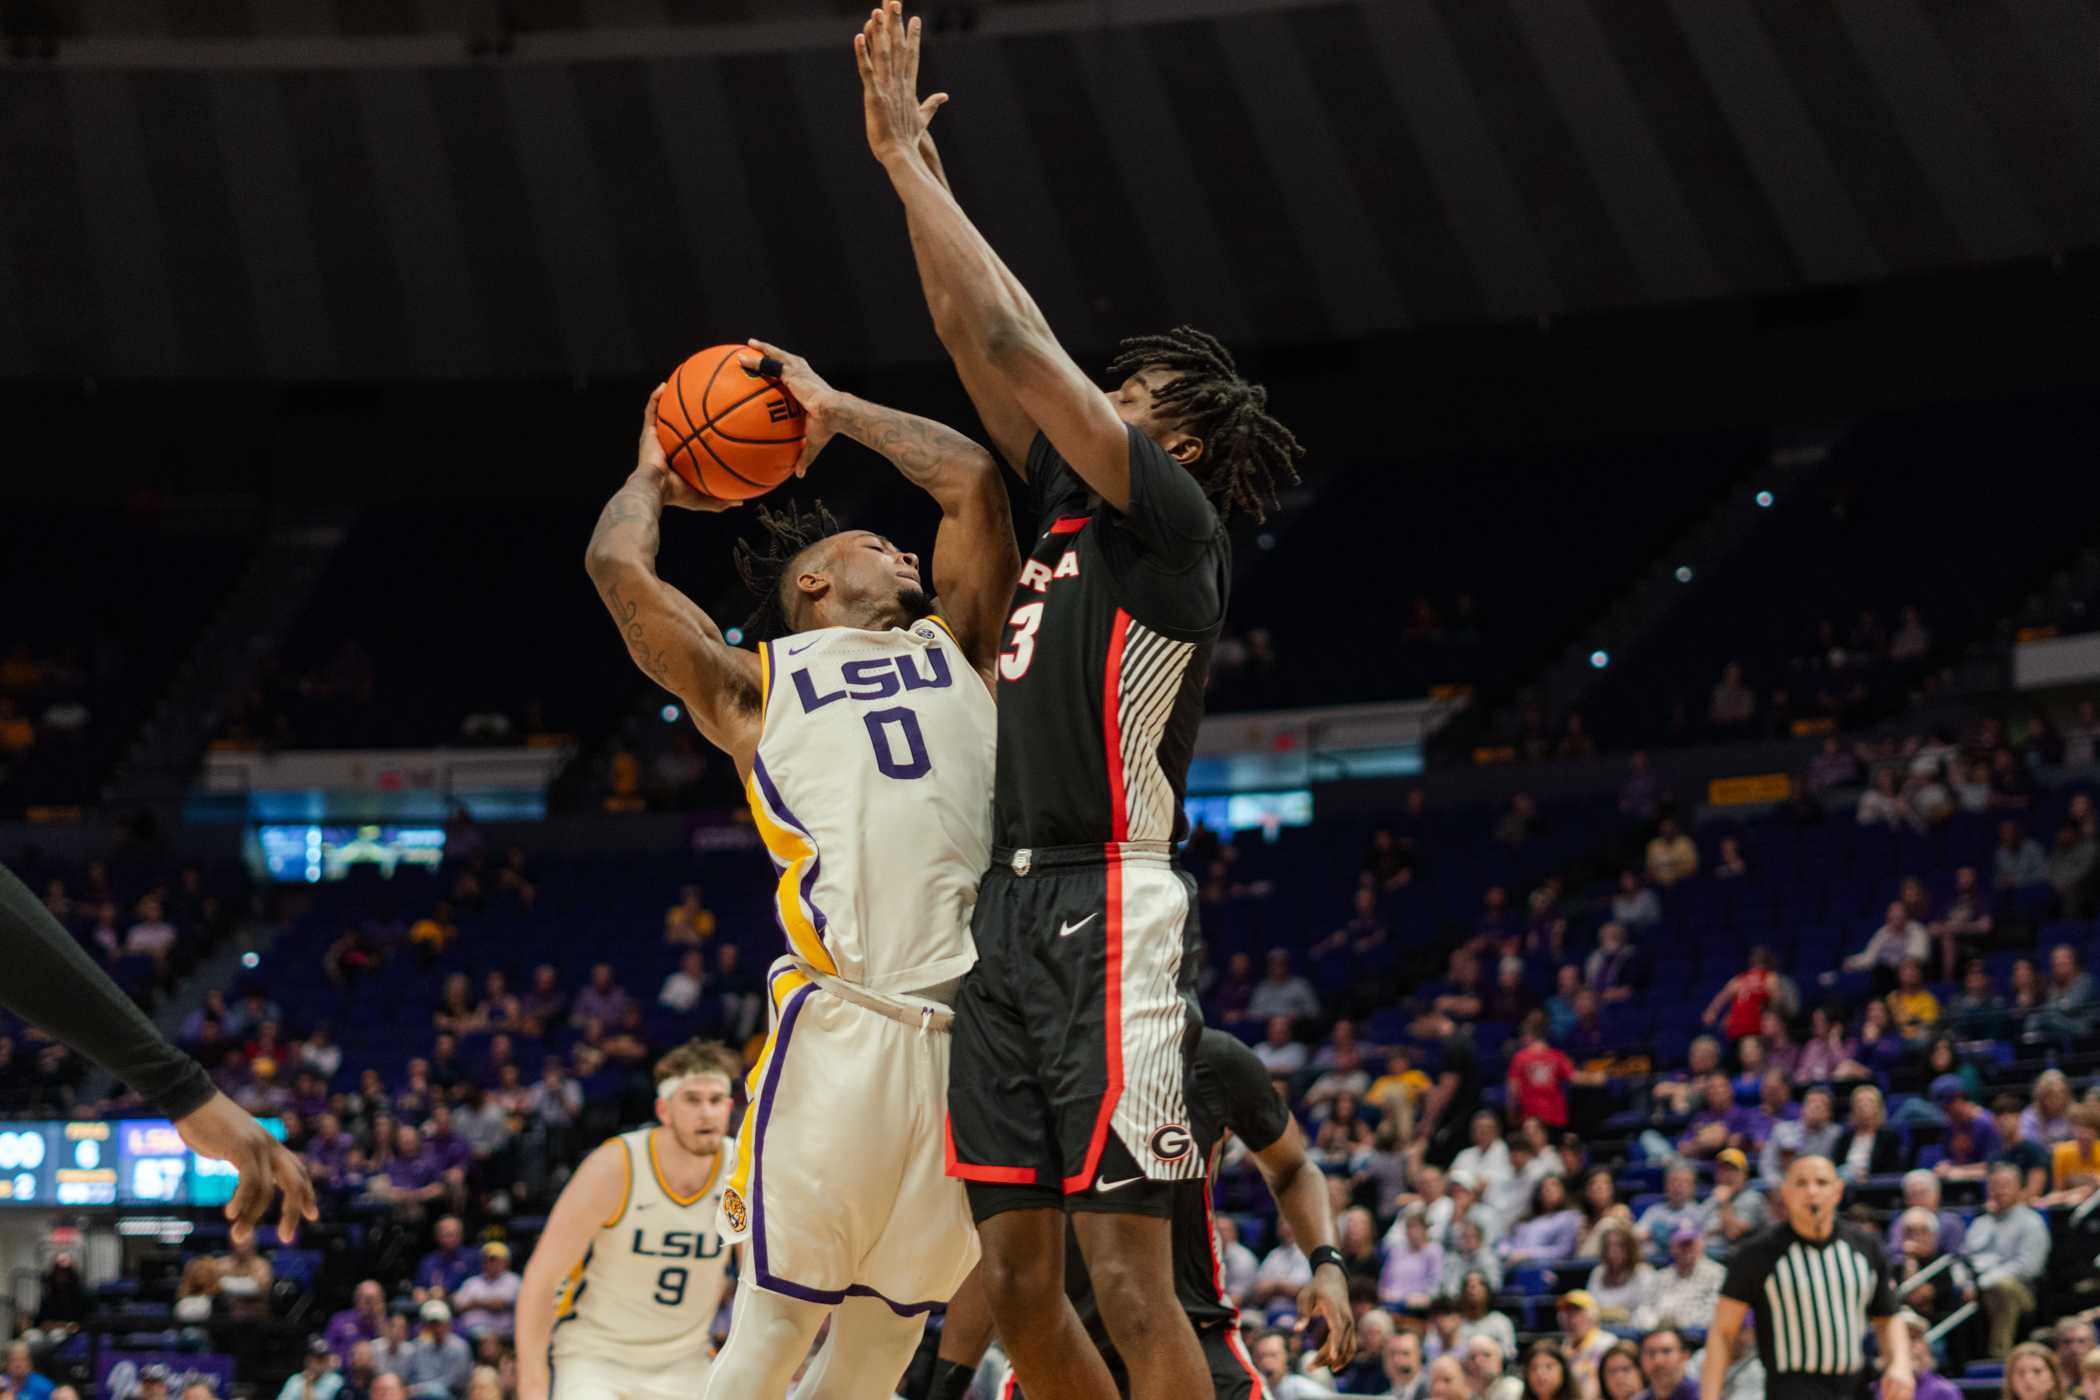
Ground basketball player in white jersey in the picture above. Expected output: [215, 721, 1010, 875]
[585, 337, 1017, 1398]
[516, 1041, 740, 1400]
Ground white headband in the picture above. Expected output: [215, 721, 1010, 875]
[657, 1072, 729, 1101]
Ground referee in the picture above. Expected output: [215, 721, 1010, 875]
[0, 862, 315, 1242]
[1703, 1155, 1913, 1400]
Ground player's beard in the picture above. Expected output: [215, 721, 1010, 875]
[897, 585, 933, 622]
[668, 1123, 723, 1159]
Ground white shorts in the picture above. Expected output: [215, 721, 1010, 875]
[720, 960, 979, 1313]
[550, 1352, 710, 1399]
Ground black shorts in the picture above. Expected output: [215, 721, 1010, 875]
[1001, 1324, 1263, 1400]
[947, 843, 1204, 1218]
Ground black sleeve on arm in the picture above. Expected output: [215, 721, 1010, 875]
[1118, 425, 1218, 570]
[1025, 432, 1075, 528]
[1720, 1230, 1772, 1306]
[1860, 1229, 1900, 1317]
[1201, 1029, 1291, 1155]
[0, 861, 215, 1119]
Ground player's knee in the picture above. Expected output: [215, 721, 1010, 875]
[1085, 1257, 1180, 1343]
[978, 1244, 1059, 1327]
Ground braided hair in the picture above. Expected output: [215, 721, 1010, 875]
[1104, 325, 1304, 522]
[731, 499, 842, 643]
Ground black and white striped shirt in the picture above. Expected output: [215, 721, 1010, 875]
[1721, 1220, 1898, 1400]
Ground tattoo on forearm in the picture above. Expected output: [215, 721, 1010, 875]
[831, 397, 988, 491]
[598, 576, 673, 686]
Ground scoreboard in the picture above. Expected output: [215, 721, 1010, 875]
[0, 1118, 282, 1208]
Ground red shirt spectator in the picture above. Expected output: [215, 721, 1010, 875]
[1506, 1014, 1575, 1127]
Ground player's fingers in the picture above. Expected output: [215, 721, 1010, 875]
[224, 1164, 267, 1246]
[278, 1151, 318, 1243]
[854, 31, 873, 77]
[643, 382, 665, 422]
[919, 93, 948, 122]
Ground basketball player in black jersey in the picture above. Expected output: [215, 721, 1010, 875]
[858, 9, 1306, 1399]
[927, 1030, 1356, 1400]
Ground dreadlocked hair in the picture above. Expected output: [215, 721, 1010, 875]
[1105, 325, 1304, 523]
[731, 499, 842, 643]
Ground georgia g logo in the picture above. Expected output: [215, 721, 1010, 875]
[1149, 1123, 1193, 1164]
[722, 1187, 748, 1235]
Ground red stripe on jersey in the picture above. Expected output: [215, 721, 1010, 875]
[943, 1116, 1037, 1185]
[1063, 846, 1126, 1194]
[1049, 516, 1091, 535]
[1101, 609, 1132, 842]
[1201, 1150, 1239, 1322]
[1001, 1372, 1019, 1400]
[1225, 1327, 1263, 1395]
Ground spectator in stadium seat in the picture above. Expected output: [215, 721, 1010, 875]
[1610, 872, 1661, 930]
[1995, 820, 2050, 891]
[450, 1243, 519, 1341]
[1445, 1171, 1503, 1250]
[1947, 960, 2011, 1040]
[1928, 867, 1996, 983]
[1857, 768, 1919, 830]
[1466, 1334, 1522, 1400]
[407, 904, 458, 966]
[657, 950, 704, 1014]
[518, 965, 566, 1036]
[3, 1341, 54, 1400]
[1636, 1164, 1703, 1256]
[1558, 1293, 1615, 1396]
[1543, 966, 1583, 1042]
[306, 1111, 358, 1188]
[1644, 818, 1699, 888]
[1212, 1215, 1257, 1305]
[1499, 1174, 1580, 1265]
[371, 1126, 450, 1218]
[1314, 1095, 1376, 1170]
[1679, 1075, 1757, 1161]
[1576, 1168, 1635, 1257]
[1702, 948, 1782, 1042]
[1442, 1215, 1502, 1296]
[1248, 948, 1321, 1026]
[1804, 737, 1861, 797]
[325, 1279, 387, 1367]
[122, 894, 178, 974]
[1650, 1037, 1723, 1118]
[299, 1022, 342, 1081]
[1380, 1209, 1446, 1311]
[1634, 1326, 1696, 1400]
[663, 884, 716, 947]
[2056, 1320, 2096, 1394]
[569, 964, 631, 1030]
[1833, 1084, 1903, 1182]
[1880, 1171, 1962, 1259]
[1507, 1016, 1576, 1130]
[1965, 1162, 2052, 1358]
[1889, 1208, 1973, 1332]
[402, 1301, 473, 1400]
[1254, 1016, 1307, 1076]
[2048, 823, 2098, 919]
[1451, 1111, 1512, 1189]
[278, 1336, 344, 1400]
[1844, 902, 1931, 993]
[370, 1308, 415, 1378]
[2021, 1069, 2077, 1147]
[2028, 946, 2098, 1044]
[1709, 663, 1757, 732]
[2039, 1103, 2100, 1206]
[413, 1217, 475, 1302]
[1598, 1342, 1646, 1400]
[1415, 1013, 1485, 1165]
[1367, 1046, 1429, 1126]
[1633, 1224, 1724, 1333]
[1619, 752, 1662, 826]
[1250, 1218, 1311, 1311]
[1585, 1224, 1652, 1323]
[1702, 1149, 1770, 1249]
[1887, 960, 1941, 1041]
[1252, 1329, 1338, 1400]
[1584, 923, 1641, 1005]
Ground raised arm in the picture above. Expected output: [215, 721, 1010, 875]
[859, 2, 1134, 506]
[737, 342, 1017, 686]
[585, 388, 763, 767]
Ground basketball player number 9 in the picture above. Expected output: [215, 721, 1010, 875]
[654, 1265, 687, 1306]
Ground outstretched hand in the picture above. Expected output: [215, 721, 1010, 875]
[856, 1, 949, 167]
[641, 384, 741, 512]
[174, 1091, 319, 1246]
[736, 340, 837, 477]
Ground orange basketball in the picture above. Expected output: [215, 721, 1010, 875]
[653, 344, 808, 501]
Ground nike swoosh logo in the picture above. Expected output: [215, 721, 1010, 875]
[634, 1202, 652, 1211]
[1096, 1175, 1143, 1193]
[786, 641, 817, 655]
[1058, 913, 1101, 938]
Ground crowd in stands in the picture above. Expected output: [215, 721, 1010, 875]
[6, 697, 2100, 1399]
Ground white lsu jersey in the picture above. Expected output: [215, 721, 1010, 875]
[746, 616, 996, 995]
[550, 1126, 734, 1375]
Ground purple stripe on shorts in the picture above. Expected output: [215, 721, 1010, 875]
[745, 982, 946, 1318]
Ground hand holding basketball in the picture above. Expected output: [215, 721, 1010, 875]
[736, 340, 836, 478]
[638, 384, 739, 513]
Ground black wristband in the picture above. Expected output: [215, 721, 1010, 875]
[1308, 1244, 1346, 1275]
[924, 1359, 975, 1400]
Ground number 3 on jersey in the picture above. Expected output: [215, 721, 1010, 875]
[1000, 602, 1045, 682]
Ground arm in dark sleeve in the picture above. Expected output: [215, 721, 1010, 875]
[1862, 1231, 1900, 1318]
[1203, 1029, 1291, 1154]
[1118, 425, 1218, 570]
[0, 861, 215, 1118]
[1719, 1233, 1769, 1306]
